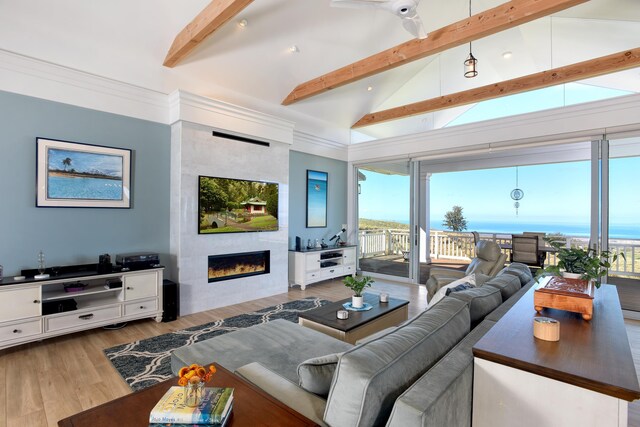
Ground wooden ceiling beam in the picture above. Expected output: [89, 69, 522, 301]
[352, 48, 640, 128]
[282, 0, 588, 105]
[163, 0, 254, 68]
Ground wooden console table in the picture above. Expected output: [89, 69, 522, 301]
[58, 363, 318, 427]
[472, 283, 640, 427]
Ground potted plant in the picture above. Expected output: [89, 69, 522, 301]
[539, 237, 624, 288]
[343, 275, 375, 308]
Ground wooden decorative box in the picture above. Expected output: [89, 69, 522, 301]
[534, 276, 594, 320]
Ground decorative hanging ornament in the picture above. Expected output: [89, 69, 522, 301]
[510, 166, 524, 215]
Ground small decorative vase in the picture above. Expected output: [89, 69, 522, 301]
[561, 271, 583, 280]
[352, 295, 364, 308]
[184, 380, 205, 407]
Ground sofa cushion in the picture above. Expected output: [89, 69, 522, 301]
[324, 297, 470, 427]
[297, 353, 341, 397]
[483, 274, 521, 301]
[428, 274, 476, 308]
[170, 319, 353, 383]
[485, 280, 536, 322]
[449, 286, 502, 327]
[497, 262, 533, 286]
[386, 319, 497, 427]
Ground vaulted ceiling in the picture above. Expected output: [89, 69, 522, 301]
[0, 0, 638, 144]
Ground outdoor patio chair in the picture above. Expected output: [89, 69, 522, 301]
[511, 235, 545, 268]
[426, 240, 507, 301]
[523, 232, 547, 248]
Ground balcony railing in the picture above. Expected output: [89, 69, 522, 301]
[358, 229, 640, 278]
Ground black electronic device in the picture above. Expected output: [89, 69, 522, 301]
[105, 279, 123, 289]
[42, 298, 77, 315]
[162, 279, 179, 322]
[295, 236, 302, 251]
[115, 252, 160, 270]
[97, 253, 112, 274]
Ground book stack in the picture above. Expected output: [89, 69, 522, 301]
[149, 386, 234, 426]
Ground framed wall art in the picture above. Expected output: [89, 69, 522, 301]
[36, 137, 131, 208]
[306, 169, 328, 228]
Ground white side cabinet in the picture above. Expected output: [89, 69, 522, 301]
[288, 246, 357, 290]
[0, 268, 163, 350]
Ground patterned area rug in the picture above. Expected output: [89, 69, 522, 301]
[104, 297, 329, 391]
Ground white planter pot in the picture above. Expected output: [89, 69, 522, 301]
[352, 296, 364, 308]
[561, 271, 583, 280]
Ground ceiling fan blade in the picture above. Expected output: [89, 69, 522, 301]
[330, 0, 388, 9]
[402, 13, 427, 39]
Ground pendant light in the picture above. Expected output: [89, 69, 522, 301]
[464, 0, 478, 78]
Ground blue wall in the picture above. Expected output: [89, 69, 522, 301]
[289, 150, 348, 249]
[0, 91, 170, 276]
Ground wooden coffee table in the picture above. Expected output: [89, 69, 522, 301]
[58, 363, 319, 427]
[298, 293, 409, 344]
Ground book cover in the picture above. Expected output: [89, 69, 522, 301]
[211, 388, 234, 423]
[149, 404, 233, 427]
[149, 386, 232, 424]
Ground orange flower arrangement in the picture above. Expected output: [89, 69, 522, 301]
[177, 363, 217, 386]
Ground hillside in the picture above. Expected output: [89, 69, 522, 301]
[359, 218, 409, 230]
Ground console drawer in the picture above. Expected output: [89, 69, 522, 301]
[0, 318, 42, 342]
[320, 266, 343, 278]
[124, 298, 158, 317]
[124, 271, 158, 300]
[306, 271, 322, 282]
[45, 305, 121, 332]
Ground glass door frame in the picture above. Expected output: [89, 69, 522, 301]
[353, 161, 420, 284]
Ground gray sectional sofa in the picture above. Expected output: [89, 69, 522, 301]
[171, 263, 535, 427]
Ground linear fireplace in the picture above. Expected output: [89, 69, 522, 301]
[208, 250, 270, 283]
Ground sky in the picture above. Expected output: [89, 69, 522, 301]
[357, 84, 639, 238]
[48, 148, 123, 176]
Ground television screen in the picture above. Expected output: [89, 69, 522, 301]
[198, 175, 279, 234]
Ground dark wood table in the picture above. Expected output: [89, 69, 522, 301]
[472, 283, 640, 426]
[58, 363, 319, 427]
[298, 293, 409, 344]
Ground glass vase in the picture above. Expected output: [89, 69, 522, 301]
[184, 380, 205, 407]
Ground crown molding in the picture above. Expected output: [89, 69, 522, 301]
[168, 90, 295, 145]
[0, 49, 169, 124]
[349, 93, 640, 163]
[291, 130, 347, 161]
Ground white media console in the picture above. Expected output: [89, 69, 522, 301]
[288, 245, 356, 290]
[0, 268, 163, 350]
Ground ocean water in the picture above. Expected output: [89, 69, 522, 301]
[48, 176, 123, 200]
[446, 220, 639, 240]
[387, 218, 638, 239]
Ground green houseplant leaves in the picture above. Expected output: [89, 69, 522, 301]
[343, 275, 375, 297]
[539, 237, 624, 288]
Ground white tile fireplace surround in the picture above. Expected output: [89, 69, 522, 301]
[170, 120, 290, 316]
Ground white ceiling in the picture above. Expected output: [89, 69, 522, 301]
[0, 0, 638, 144]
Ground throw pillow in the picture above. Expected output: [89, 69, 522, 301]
[297, 353, 341, 397]
[445, 283, 474, 296]
[427, 274, 476, 308]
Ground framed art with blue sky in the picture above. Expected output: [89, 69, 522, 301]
[306, 170, 328, 228]
[36, 137, 131, 208]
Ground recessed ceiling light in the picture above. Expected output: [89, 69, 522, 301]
[289, 45, 300, 53]
[502, 51, 513, 59]
[238, 19, 248, 28]
[367, 86, 373, 92]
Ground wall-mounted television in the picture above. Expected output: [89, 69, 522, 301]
[198, 175, 279, 234]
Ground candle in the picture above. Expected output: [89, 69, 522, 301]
[379, 293, 389, 303]
[337, 310, 349, 319]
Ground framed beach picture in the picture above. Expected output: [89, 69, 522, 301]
[36, 138, 131, 208]
[306, 170, 328, 228]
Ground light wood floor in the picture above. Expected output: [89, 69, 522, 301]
[0, 278, 638, 427]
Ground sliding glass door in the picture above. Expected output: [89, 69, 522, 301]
[356, 161, 417, 282]
[605, 135, 640, 311]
